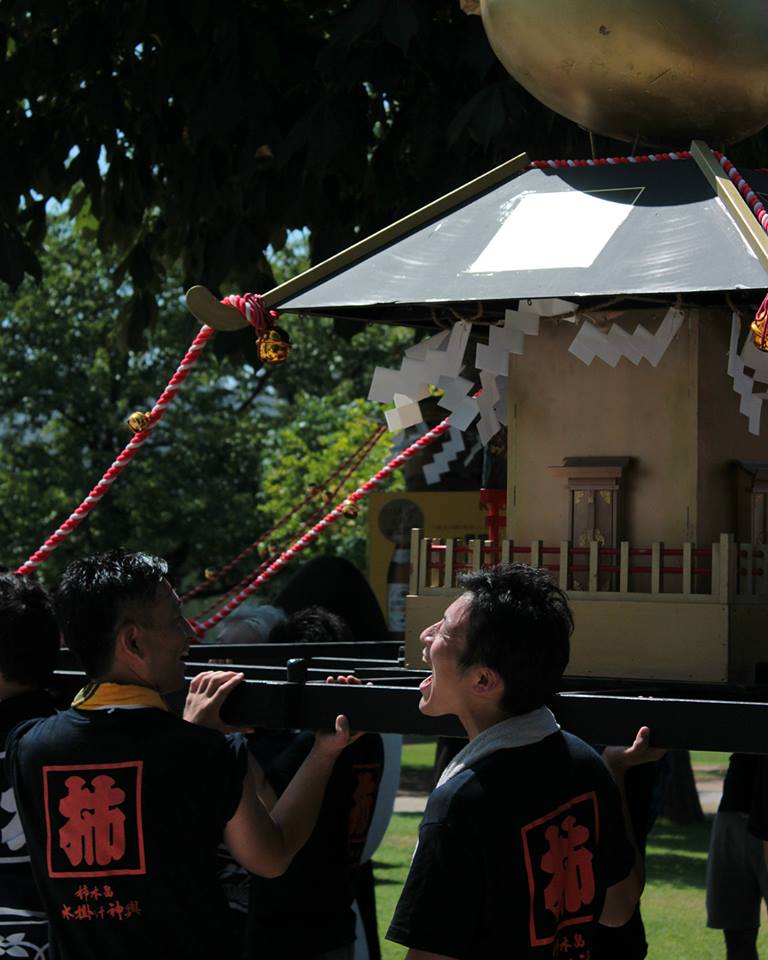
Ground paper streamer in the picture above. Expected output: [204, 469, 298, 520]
[728, 311, 766, 436]
[423, 427, 466, 485]
[568, 307, 684, 368]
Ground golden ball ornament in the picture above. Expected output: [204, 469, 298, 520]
[127, 411, 152, 433]
[258, 327, 291, 365]
[204, 568, 218, 581]
[752, 296, 768, 352]
[480, 0, 768, 144]
[342, 501, 360, 519]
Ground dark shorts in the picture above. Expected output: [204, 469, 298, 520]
[706, 810, 768, 930]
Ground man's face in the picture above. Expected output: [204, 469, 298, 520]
[418, 592, 473, 717]
[133, 580, 194, 693]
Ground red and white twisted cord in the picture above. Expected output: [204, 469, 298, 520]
[16, 324, 215, 575]
[222, 292, 277, 334]
[183, 423, 386, 602]
[527, 150, 693, 169]
[528, 149, 768, 238]
[194, 417, 452, 635]
[193, 423, 387, 619]
[712, 151, 768, 234]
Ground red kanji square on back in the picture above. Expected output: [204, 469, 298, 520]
[43, 761, 146, 878]
[520, 792, 599, 947]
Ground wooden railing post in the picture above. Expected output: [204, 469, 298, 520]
[501, 539, 511, 564]
[419, 536, 430, 592]
[619, 541, 630, 593]
[444, 538, 455, 590]
[719, 533, 735, 602]
[470, 538, 482, 571]
[588, 540, 599, 592]
[409, 528, 422, 595]
[651, 542, 663, 594]
[682, 542, 692, 595]
[711, 541, 720, 597]
[559, 541, 570, 590]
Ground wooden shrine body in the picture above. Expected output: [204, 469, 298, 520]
[406, 306, 768, 685]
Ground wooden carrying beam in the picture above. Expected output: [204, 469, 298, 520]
[53, 666, 768, 751]
[261, 151, 530, 310]
[690, 139, 768, 273]
[186, 152, 530, 328]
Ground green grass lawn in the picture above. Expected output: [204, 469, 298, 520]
[400, 738, 438, 770]
[689, 750, 730, 772]
[372, 813, 767, 960]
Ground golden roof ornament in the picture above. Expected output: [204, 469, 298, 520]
[480, 0, 768, 144]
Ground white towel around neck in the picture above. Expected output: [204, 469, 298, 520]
[436, 706, 560, 788]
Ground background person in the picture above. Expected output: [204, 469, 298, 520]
[717, 753, 768, 960]
[0, 572, 60, 958]
[245, 607, 385, 960]
[6, 550, 356, 960]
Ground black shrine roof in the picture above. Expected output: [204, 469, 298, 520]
[273, 159, 768, 325]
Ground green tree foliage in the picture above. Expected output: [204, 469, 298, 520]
[0, 0, 588, 322]
[0, 225, 410, 600]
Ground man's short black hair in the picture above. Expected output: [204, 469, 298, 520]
[458, 563, 573, 715]
[269, 606, 353, 646]
[56, 550, 168, 678]
[0, 574, 60, 687]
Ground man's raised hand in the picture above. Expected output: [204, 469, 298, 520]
[183, 669, 254, 735]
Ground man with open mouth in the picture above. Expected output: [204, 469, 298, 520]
[6, 549, 356, 960]
[387, 563, 656, 960]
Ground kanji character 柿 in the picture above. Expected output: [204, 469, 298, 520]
[540, 814, 595, 917]
[58, 774, 126, 867]
[74, 884, 89, 901]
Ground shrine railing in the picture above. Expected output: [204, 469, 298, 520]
[408, 530, 768, 601]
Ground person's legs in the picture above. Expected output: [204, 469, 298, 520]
[723, 928, 759, 960]
[707, 811, 763, 958]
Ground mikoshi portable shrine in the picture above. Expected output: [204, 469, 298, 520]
[40, 136, 768, 751]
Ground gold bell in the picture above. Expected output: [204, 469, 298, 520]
[127, 411, 152, 433]
[204, 568, 218, 581]
[342, 500, 359, 519]
[257, 327, 291, 365]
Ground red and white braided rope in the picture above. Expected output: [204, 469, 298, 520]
[527, 150, 692, 169]
[193, 421, 388, 619]
[222, 292, 276, 335]
[712, 151, 768, 234]
[183, 423, 386, 602]
[527, 149, 768, 238]
[16, 325, 215, 575]
[194, 417, 452, 635]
